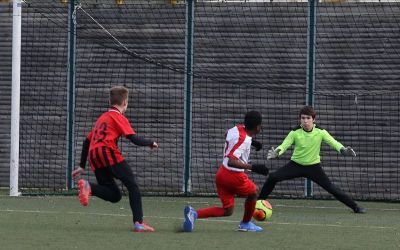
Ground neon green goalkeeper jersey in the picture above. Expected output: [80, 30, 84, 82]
[276, 124, 344, 166]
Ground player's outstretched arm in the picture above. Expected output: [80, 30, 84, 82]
[340, 146, 357, 157]
[227, 158, 269, 176]
[267, 147, 281, 160]
[251, 164, 269, 176]
[227, 158, 252, 170]
[127, 134, 158, 150]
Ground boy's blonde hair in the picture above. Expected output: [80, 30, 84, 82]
[109, 86, 128, 106]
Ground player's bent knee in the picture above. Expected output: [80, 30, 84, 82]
[223, 207, 234, 216]
[110, 196, 122, 203]
[109, 193, 122, 203]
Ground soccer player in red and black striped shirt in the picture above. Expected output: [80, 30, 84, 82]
[72, 86, 158, 232]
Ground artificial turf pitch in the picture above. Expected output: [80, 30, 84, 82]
[0, 196, 399, 250]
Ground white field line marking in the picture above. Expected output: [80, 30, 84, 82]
[0, 209, 397, 230]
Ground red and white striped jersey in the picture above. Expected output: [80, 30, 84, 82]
[222, 124, 252, 172]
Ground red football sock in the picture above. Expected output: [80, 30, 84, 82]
[242, 199, 256, 222]
[197, 206, 225, 219]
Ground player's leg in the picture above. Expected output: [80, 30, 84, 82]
[78, 167, 121, 206]
[237, 176, 257, 223]
[183, 187, 232, 232]
[305, 164, 365, 213]
[194, 197, 232, 218]
[236, 176, 262, 232]
[183, 166, 231, 232]
[258, 161, 303, 199]
[91, 167, 122, 202]
[111, 161, 155, 232]
[196, 166, 235, 218]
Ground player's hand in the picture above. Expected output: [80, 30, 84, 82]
[267, 147, 280, 160]
[150, 142, 158, 151]
[72, 167, 85, 179]
[340, 146, 356, 157]
[251, 164, 269, 176]
[251, 140, 262, 151]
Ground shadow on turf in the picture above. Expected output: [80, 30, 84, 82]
[174, 222, 186, 233]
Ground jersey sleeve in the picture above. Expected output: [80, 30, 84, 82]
[117, 115, 136, 137]
[276, 130, 295, 155]
[322, 129, 344, 152]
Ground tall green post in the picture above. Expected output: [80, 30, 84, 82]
[183, 0, 195, 195]
[66, 0, 77, 190]
[305, 0, 317, 197]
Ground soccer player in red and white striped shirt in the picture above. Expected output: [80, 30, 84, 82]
[183, 111, 269, 232]
[72, 86, 158, 232]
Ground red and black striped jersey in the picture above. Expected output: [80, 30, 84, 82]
[86, 107, 135, 170]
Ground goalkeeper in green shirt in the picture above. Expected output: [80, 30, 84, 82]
[259, 106, 366, 213]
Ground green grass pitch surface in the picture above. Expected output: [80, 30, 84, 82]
[0, 196, 399, 250]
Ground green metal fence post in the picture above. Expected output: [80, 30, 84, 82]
[66, 0, 77, 190]
[305, 0, 317, 198]
[183, 0, 195, 195]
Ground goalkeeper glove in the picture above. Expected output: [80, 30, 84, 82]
[251, 164, 269, 176]
[251, 140, 262, 151]
[267, 147, 280, 160]
[340, 146, 357, 157]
